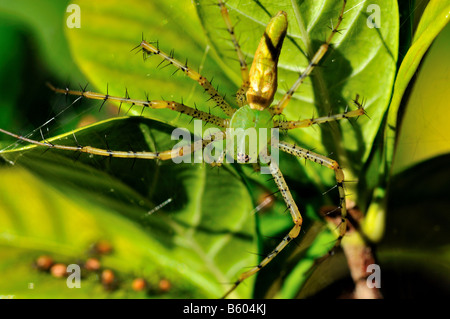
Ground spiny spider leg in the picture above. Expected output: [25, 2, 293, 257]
[138, 40, 236, 117]
[0, 128, 226, 162]
[275, 95, 367, 130]
[217, 0, 250, 107]
[272, 0, 347, 115]
[46, 83, 229, 128]
[219, 0, 352, 298]
[277, 141, 347, 250]
[208, 149, 227, 167]
[222, 133, 349, 297]
[222, 158, 303, 299]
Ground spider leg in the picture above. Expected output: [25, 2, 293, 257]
[278, 141, 347, 254]
[275, 95, 367, 130]
[208, 149, 226, 167]
[0, 128, 226, 163]
[139, 40, 236, 116]
[272, 0, 347, 115]
[217, 0, 250, 107]
[46, 83, 229, 128]
[222, 158, 303, 298]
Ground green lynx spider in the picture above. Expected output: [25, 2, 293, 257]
[0, 0, 366, 298]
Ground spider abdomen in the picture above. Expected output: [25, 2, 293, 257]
[247, 11, 287, 111]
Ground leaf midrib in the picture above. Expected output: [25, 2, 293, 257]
[163, 167, 233, 296]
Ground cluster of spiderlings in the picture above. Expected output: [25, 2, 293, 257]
[34, 240, 171, 295]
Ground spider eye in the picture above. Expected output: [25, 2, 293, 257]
[237, 152, 251, 163]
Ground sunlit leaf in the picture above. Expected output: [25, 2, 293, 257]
[65, 0, 235, 129]
[391, 23, 450, 174]
[198, 0, 398, 197]
[385, 0, 450, 168]
[0, 118, 256, 298]
[3, 0, 446, 300]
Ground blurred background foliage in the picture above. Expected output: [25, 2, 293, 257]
[0, 0, 449, 299]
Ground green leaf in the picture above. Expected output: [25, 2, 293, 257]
[391, 22, 450, 175]
[197, 0, 399, 199]
[0, 24, 24, 129]
[0, 118, 256, 298]
[0, 0, 90, 134]
[198, 0, 398, 297]
[65, 0, 399, 199]
[385, 0, 450, 169]
[65, 0, 236, 129]
[378, 154, 450, 298]
[2, 0, 424, 299]
[0, 0, 85, 82]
